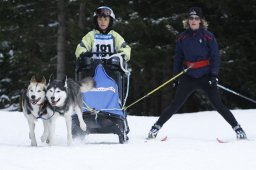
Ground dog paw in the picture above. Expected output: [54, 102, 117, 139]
[31, 141, 37, 146]
[41, 135, 47, 143]
[80, 122, 87, 131]
[67, 139, 72, 146]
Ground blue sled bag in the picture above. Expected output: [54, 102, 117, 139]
[81, 64, 124, 118]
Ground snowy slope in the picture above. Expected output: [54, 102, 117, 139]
[0, 109, 255, 170]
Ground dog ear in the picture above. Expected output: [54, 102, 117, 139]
[47, 74, 54, 86]
[49, 74, 54, 81]
[30, 76, 36, 83]
[64, 76, 68, 89]
[41, 76, 46, 85]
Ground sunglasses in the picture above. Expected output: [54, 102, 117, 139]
[95, 8, 111, 16]
[188, 16, 200, 21]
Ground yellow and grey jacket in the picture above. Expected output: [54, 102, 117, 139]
[75, 29, 131, 61]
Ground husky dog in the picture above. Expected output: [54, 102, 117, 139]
[80, 77, 96, 93]
[45, 76, 87, 145]
[22, 76, 48, 146]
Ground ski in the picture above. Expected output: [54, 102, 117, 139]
[160, 136, 168, 141]
[216, 138, 228, 143]
[216, 138, 253, 143]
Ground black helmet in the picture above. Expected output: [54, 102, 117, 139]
[93, 6, 115, 33]
[93, 6, 115, 20]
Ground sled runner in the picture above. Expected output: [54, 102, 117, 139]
[72, 52, 131, 144]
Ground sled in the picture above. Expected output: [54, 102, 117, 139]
[72, 52, 131, 144]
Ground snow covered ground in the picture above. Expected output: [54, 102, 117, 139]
[0, 109, 255, 170]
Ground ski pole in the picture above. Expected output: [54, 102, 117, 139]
[123, 66, 191, 110]
[217, 84, 256, 104]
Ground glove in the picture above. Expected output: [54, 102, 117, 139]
[208, 76, 218, 87]
[80, 52, 92, 58]
[172, 79, 179, 88]
[77, 52, 92, 69]
[117, 50, 126, 60]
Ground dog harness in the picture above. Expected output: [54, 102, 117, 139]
[184, 59, 210, 69]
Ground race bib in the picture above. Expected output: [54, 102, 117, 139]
[92, 34, 115, 57]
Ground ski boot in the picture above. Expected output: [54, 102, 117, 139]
[233, 124, 247, 140]
[147, 124, 161, 139]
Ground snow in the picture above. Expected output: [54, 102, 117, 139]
[0, 109, 255, 170]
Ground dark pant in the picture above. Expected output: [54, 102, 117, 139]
[156, 74, 238, 128]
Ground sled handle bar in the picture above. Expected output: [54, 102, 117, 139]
[91, 52, 130, 74]
[90, 52, 115, 55]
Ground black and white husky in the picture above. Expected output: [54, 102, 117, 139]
[21, 76, 48, 146]
[45, 76, 87, 145]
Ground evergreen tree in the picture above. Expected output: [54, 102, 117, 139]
[0, 0, 255, 113]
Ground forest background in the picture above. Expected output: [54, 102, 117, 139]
[0, 0, 255, 116]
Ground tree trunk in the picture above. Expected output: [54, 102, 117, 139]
[78, 1, 86, 31]
[57, 0, 66, 80]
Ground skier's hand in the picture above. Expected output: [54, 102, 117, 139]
[208, 76, 218, 87]
[118, 52, 126, 61]
[121, 54, 126, 60]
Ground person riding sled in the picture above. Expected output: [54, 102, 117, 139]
[73, 6, 131, 143]
[75, 6, 131, 101]
[147, 7, 247, 140]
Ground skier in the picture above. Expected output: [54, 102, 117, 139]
[147, 7, 247, 140]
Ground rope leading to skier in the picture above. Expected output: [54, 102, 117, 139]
[123, 66, 192, 110]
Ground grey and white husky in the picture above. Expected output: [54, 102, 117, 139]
[45, 76, 87, 145]
[21, 76, 48, 146]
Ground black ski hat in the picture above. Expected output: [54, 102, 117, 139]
[188, 7, 203, 18]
